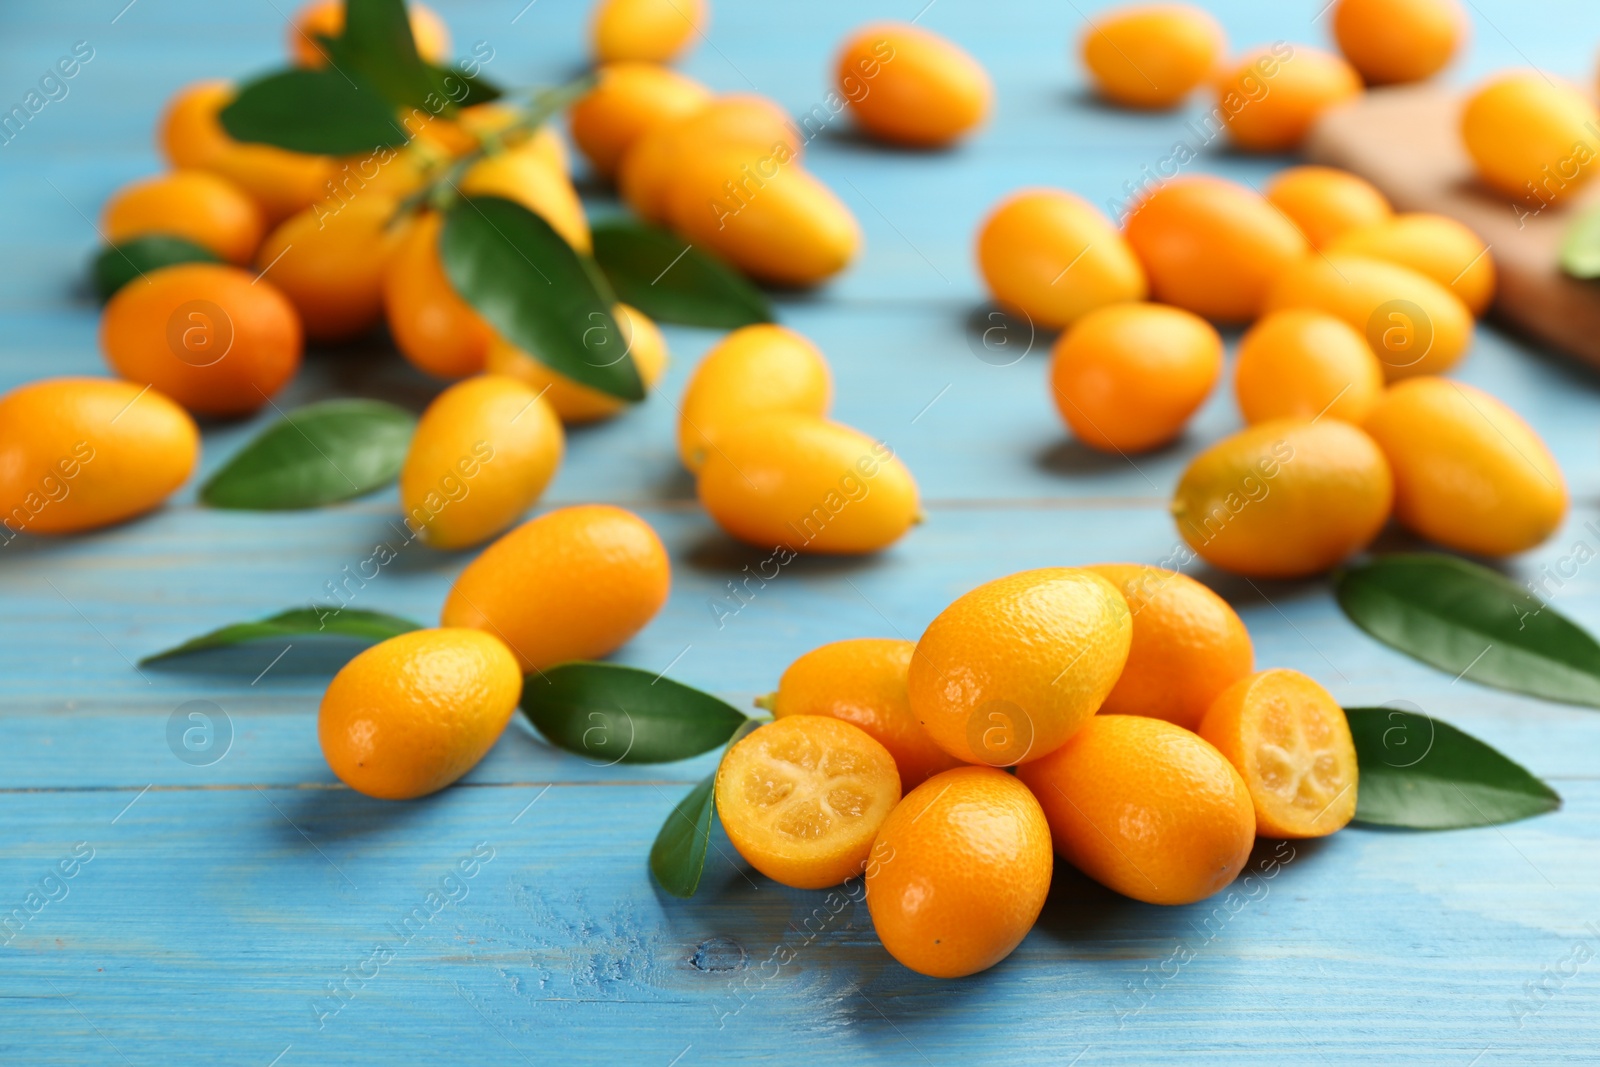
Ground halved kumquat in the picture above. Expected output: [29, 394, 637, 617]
[715, 715, 902, 890]
[1199, 668, 1359, 839]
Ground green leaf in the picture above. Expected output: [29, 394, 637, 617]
[650, 774, 717, 898]
[441, 196, 644, 402]
[1336, 553, 1600, 708]
[1560, 204, 1600, 279]
[325, 0, 436, 111]
[650, 718, 762, 897]
[141, 607, 422, 664]
[220, 68, 406, 155]
[1347, 706, 1561, 828]
[201, 399, 417, 510]
[591, 220, 774, 328]
[520, 662, 751, 764]
[427, 63, 502, 107]
[92, 236, 222, 301]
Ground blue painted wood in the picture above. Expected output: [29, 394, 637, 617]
[5, 1, 1600, 1064]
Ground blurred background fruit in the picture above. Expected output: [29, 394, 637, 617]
[620, 94, 799, 223]
[100, 263, 302, 417]
[1364, 377, 1567, 556]
[1079, 3, 1224, 110]
[569, 62, 711, 178]
[1233, 309, 1385, 425]
[1216, 45, 1360, 152]
[460, 146, 592, 251]
[399, 376, 564, 550]
[440, 504, 670, 673]
[1326, 213, 1496, 315]
[695, 415, 918, 554]
[1264, 165, 1391, 250]
[1172, 419, 1393, 578]
[836, 22, 991, 147]
[664, 148, 860, 285]
[102, 170, 264, 265]
[383, 212, 495, 378]
[1123, 175, 1307, 323]
[1461, 72, 1600, 206]
[1264, 253, 1473, 379]
[1331, 0, 1465, 86]
[255, 194, 400, 342]
[977, 188, 1147, 328]
[676, 324, 832, 471]
[1049, 302, 1223, 453]
[0, 378, 198, 534]
[590, 0, 705, 63]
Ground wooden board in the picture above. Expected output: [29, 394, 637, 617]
[6, 1, 1600, 1064]
[1306, 83, 1600, 368]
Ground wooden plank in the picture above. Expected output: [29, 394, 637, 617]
[6, 0, 1600, 1062]
[1305, 84, 1600, 369]
[1, 782, 1597, 1065]
[6, 498, 1600, 787]
[2, 299, 1598, 511]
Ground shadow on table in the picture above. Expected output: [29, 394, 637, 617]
[1189, 564, 1328, 608]
[811, 124, 970, 158]
[632, 809, 1340, 1047]
[1033, 435, 1189, 480]
[1192, 523, 1523, 609]
[311, 340, 439, 414]
[1033, 834, 1335, 952]
[821, 836, 1338, 1042]
[256, 778, 444, 847]
[629, 458, 697, 503]
[1058, 85, 1169, 117]
[681, 528, 887, 581]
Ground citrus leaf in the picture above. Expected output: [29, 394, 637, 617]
[651, 774, 717, 898]
[335, 0, 436, 110]
[1560, 204, 1600, 279]
[221, 68, 406, 154]
[520, 662, 750, 764]
[441, 196, 643, 402]
[92, 236, 221, 301]
[201, 399, 416, 510]
[141, 607, 422, 664]
[1336, 553, 1600, 708]
[427, 63, 502, 107]
[591, 220, 774, 328]
[1346, 706, 1561, 828]
[650, 718, 762, 898]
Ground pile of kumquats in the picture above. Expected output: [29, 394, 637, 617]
[1, 0, 1591, 978]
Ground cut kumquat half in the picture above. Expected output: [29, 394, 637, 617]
[714, 715, 902, 889]
[1199, 668, 1359, 839]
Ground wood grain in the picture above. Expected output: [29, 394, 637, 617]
[1305, 83, 1600, 367]
[5, 0, 1600, 1064]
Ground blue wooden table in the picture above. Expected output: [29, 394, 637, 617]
[6, 1, 1600, 1063]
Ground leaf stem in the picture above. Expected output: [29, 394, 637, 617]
[391, 73, 598, 225]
